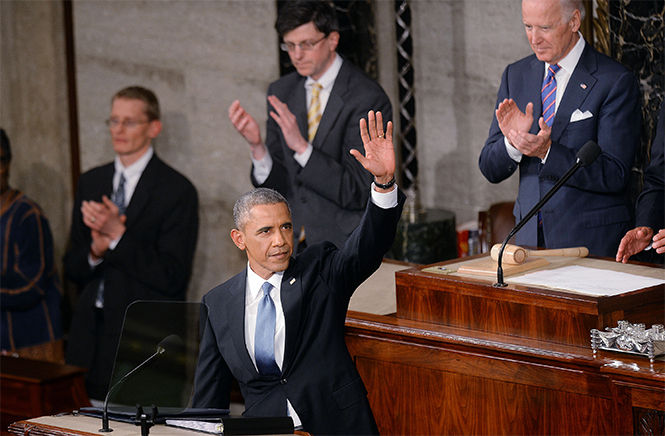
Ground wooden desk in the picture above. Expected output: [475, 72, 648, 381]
[8, 414, 202, 435]
[8, 415, 312, 436]
[1, 356, 90, 433]
[345, 256, 665, 435]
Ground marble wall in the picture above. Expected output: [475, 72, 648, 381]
[0, 0, 73, 276]
[2, 0, 532, 305]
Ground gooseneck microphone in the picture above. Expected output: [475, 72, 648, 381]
[493, 140, 601, 287]
[99, 334, 181, 432]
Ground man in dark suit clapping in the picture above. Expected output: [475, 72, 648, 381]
[479, 0, 641, 257]
[64, 86, 199, 402]
[228, 1, 392, 250]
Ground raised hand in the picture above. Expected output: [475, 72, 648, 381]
[496, 99, 534, 138]
[351, 110, 395, 189]
[229, 100, 266, 160]
[267, 95, 309, 154]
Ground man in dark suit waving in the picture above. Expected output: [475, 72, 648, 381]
[64, 86, 199, 402]
[192, 111, 403, 435]
[229, 1, 392, 250]
[479, 0, 640, 257]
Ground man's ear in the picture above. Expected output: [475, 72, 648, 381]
[230, 228, 246, 250]
[327, 31, 340, 51]
[569, 9, 581, 32]
[148, 119, 162, 139]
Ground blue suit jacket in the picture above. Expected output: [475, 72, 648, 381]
[192, 190, 405, 435]
[479, 43, 641, 257]
[252, 59, 392, 248]
[635, 102, 664, 232]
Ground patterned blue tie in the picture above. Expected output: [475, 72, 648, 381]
[112, 172, 126, 215]
[255, 282, 280, 375]
[95, 173, 126, 307]
[541, 64, 561, 127]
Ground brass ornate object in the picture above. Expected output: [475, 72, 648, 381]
[591, 320, 665, 363]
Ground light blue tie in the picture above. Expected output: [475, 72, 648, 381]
[254, 282, 280, 375]
[112, 172, 126, 215]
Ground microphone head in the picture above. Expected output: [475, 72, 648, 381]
[576, 140, 601, 166]
[156, 334, 182, 354]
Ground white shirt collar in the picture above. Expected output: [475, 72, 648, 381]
[246, 262, 284, 301]
[114, 146, 153, 178]
[306, 53, 342, 91]
[546, 32, 585, 76]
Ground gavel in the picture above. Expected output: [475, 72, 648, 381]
[490, 244, 589, 265]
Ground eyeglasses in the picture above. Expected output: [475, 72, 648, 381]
[105, 118, 150, 129]
[280, 35, 327, 52]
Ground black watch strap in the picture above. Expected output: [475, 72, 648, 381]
[374, 176, 396, 190]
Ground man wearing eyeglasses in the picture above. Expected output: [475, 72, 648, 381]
[64, 86, 199, 402]
[229, 1, 392, 250]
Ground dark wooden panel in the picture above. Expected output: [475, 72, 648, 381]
[345, 311, 664, 435]
[395, 258, 665, 347]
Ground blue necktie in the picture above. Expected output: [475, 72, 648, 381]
[255, 282, 280, 375]
[94, 172, 127, 308]
[538, 64, 560, 247]
[112, 172, 126, 215]
[541, 64, 561, 127]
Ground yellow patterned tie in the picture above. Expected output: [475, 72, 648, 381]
[307, 83, 323, 142]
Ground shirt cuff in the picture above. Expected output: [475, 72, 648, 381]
[540, 146, 551, 163]
[109, 235, 122, 250]
[371, 184, 399, 209]
[293, 143, 313, 167]
[88, 254, 103, 268]
[251, 150, 273, 185]
[504, 137, 523, 162]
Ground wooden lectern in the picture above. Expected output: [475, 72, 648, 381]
[345, 255, 665, 435]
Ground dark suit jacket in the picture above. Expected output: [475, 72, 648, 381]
[636, 102, 664, 232]
[64, 153, 198, 400]
[252, 59, 392, 248]
[192, 190, 406, 435]
[479, 43, 641, 257]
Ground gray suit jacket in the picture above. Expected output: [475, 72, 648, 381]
[252, 59, 392, 248]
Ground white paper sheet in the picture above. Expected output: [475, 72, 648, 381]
[511, 265, 665, 296]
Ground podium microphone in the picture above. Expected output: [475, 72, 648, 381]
[493, 140, 601, 287]
[100, 334, 181, 432]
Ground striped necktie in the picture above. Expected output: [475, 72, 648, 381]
[307, 83, 323, 143]
[112, 172, 126, 215]
[541, 64, 561, 127]
[254, 282, 280, 375]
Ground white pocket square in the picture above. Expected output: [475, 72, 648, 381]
[570, 109, 593, 122]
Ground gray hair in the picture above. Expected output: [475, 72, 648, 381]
[233, 188, 291, 230]
[561, 0, 585, 21]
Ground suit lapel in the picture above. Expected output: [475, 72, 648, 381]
[527, 57, 545, 134]
[226, 269, 257, 373]
[123, 155, 158, 225]
[287, 78, 308, 141]
[313, 62, 349, 148]
[552, 45, 597, 143]
[280, 260, 302, 374]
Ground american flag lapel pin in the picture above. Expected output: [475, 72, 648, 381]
[580, 83, 587, 89]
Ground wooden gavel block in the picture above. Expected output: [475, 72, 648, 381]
[490, 244, 589, 265]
